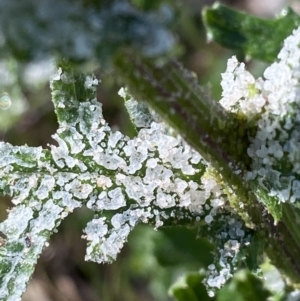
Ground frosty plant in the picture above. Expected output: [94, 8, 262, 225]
[0, 63, 256, 300]
[3, 1, 300, 301]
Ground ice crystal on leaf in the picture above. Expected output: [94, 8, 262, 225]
[0, 65, 253, 300]
[220, 27, 300, 216]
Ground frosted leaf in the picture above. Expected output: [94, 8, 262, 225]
[0, 199, 65, 301]
[3, 15, 298, 297]
[219, 28, 300, 207]
[224, 27, 300, 207]
[0, 66, 213, 301]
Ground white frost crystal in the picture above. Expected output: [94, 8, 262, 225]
[220, 56, 265, 116]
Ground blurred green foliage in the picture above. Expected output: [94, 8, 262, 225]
[203, 3, 300, 62]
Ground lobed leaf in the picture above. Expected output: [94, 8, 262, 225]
[2, 65, 244, 300]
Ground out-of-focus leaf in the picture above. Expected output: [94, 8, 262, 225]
[170, 271, 215, 301]
[217, 270, 271, 301]
[202, 3, 300, 62]
[241, 233, 264, 272]
[154, 226, 213, 267]
[0, 0, 175, 63]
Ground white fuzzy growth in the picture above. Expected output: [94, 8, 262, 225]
[249, 28, 300, 204]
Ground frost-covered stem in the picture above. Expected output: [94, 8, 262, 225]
[113, 53, 300, 284]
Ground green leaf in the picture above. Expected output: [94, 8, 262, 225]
[202, 3, 300, 62]
[217, 270, 271, 301]
[170, 271, 216, 301]
[154, 227, 213, 267]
